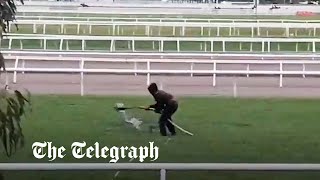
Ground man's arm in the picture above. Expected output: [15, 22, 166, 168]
[149, 103, 157, 108]
[149, 102, 164, 112]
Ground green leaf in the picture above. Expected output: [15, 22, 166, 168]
[2, 127, 11, 157]
[0, 0, 29, 158]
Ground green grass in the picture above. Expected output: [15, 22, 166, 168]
[1, 95, 320, 180]
[10, 24, 320, 38]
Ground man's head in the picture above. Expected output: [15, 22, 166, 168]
[148, 83, 158, 95]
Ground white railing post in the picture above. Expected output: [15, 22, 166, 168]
[312, 41, 316, 53]
[173, 26, 175, 36]
[279, 62, 283, 88]
[110, 40, 114, 52]
[22, 59, 25, 74]
[43, 24, 46, 34]
[302, 63, 305, 78]
[233, 80, 237, 98]
[212, 61, 216, 87]
[160, 169, 166, 180]
[222, 41, 225, 52]
[66, 40, 69, 50]
[44, 39, 47, 50]
[89, 25, 92, 35]
[182, 26, 185, 36]
[20, 40, 23, 50]
[134, 61, 137, 76]
[147, 61, 150, 85]
[177, 40, 180, 52]
[251, 26, 254, 37]
[58, 39, 64, 53]
[190, 62, 193, 77]
[132, 40, 135, 52]
[33, 23, 36, 33]
[82, 39, 85, 51]
[77, 24, 80, 34]
[13, 57, 19, 84]
[8, 39, 12, 50]
[80, 58, 84, 96]
[161, 40, 164, 52]
[200, 26, 204, 36]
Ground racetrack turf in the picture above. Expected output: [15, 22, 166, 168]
[1, 95, 320, 180]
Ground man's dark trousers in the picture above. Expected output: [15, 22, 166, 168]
[158, 101, 178, 136]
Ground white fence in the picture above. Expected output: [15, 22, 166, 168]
[3, 55, 320, 96]
[15, 15, 320, 23]
[15, 6, 214, 16]
[3, 163, 320, 171]
[3, 34, 320, 52]
[1, 163, 320, 180]
[10, 19, 320, 37]
[3, 50, 320, 60]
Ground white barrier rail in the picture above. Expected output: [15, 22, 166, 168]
[3, 34, 320, 52]
[9, 19, 320, 37]
[13, 2, 319, 16]
[14, 6, 213, 16]
[3, 55, 320, 96]
[15, 15, 320, 23]
[2, 163, 320, 171]
[16, 5, 320, 16]
[2, 163, 320, 180]
[3, 50, 320, 60]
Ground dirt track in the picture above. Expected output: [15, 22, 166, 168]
[2, 54, 320, 98]
[3, 73, 320, 98]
